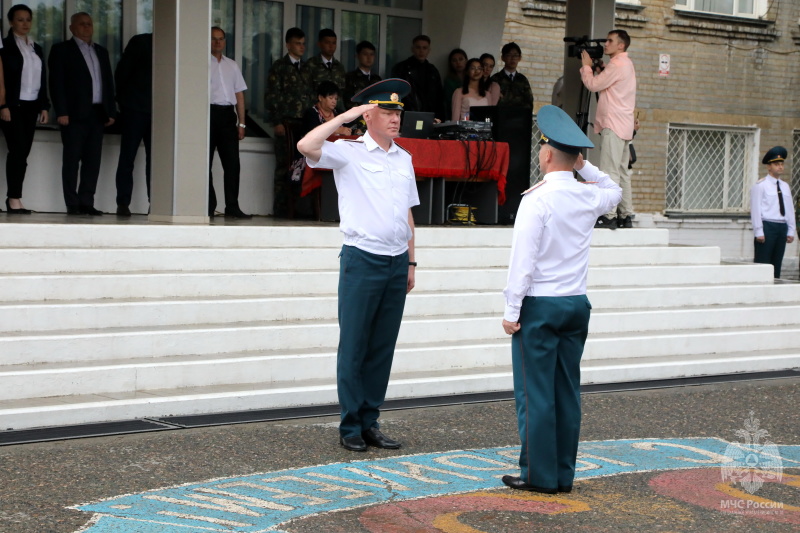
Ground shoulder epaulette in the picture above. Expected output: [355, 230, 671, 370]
[580, 181, 598, 184]
[395, 143, 412, 156]
[521, 180, 546, 195]
[756, 177, 766, 183]
[343, 138, 365, 143]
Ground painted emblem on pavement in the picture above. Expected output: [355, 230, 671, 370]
[721, 410, 783, 494]
[73, 437, 800, 532]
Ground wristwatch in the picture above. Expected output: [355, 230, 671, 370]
[237, 123, 246, 128]
[409, 261, 417, 267]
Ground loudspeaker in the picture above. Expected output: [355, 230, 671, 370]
[471, 106, 532, 224]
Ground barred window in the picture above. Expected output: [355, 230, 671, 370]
[792, 130, 800, 211]
[530, 116, 542, 185]
[673, 0, 767, 18]
[666, 125, 757, 214]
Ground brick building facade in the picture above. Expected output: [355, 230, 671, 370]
[499, 0, 800, 216]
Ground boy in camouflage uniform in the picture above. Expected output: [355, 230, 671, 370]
[490, 42, 533, 111]
[302, 29, 346, 112]
[266, 27, 310, 217]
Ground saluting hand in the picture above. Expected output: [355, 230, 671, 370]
[339, 103, 377, 124]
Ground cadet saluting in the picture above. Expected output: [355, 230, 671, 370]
[750, 146, 796, 279]
[297, 79, 418, 452]
[501, 105, 622, 494]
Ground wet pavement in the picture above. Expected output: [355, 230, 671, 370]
[1, 376, 798, 532]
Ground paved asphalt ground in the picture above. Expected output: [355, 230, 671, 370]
[1, 377, 799, 533]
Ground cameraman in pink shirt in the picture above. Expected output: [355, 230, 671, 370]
[580, 29, 636, 230]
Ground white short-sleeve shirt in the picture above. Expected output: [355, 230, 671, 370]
[502, 161, 622, 322]
[307, 131, 420, 256]
[209, 55, 247, 106]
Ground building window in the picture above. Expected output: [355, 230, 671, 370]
[673, 0, 767, 18]
[296, 5, 335, 61]
[792, 130, 800, 212]
[77, 0, 123, 64]
[666, 125, 757, 214]
[2, 0, 422, 132]
[341, 11, 379, 73]
[243, 0, 284, 128]
[530, 117, 542, 185]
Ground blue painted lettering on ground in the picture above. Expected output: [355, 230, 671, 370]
[73, 438, 800, 532]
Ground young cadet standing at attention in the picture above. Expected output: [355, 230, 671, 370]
[501, 105, 621, 494]
[297, 79, 418, 452]
[750, 146, 796, 278]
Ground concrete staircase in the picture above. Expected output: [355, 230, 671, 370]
[0, 223, 798, 431]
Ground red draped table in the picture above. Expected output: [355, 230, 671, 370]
[300, 136, 510, 224]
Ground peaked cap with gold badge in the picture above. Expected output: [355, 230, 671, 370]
[537, 105, 594, 155]
[351, 78, 411, 111]
[762, 146, 787, 165]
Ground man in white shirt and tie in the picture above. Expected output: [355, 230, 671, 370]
[750, 146, 796, 278]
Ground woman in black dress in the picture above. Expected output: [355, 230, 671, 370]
[0, 4, 50, 214]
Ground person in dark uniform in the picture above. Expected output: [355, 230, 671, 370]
[750, 146, 796, 278]
[0, 3, 50, 214]
[297, 79, 419, 453]
[501, 105, 621, 494]
[48, 12, 116, 215]
[343, 40, 381, 110]
[113, 32, 152, 217]
[266, 27, 309, 217]
[391, 35, 445, 121]
[301, 29, 346, 112]
[489, 42, 533, 111]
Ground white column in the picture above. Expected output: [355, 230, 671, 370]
[149, 0, 211, 223]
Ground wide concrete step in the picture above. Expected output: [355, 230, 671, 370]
[581, 349, 800, 384]
[5, 302, 799, 365]
[1, 284, 798, 334]
[589, 282, 800, 309]
[1, 347, 795, 431]
[0, 291, 497, 333]
[0, 245, 719, 273]
[0, 263, 774, 303]
[4, 314, 800, 391]
[0, 224, 669, 249]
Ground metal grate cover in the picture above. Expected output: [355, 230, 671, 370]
[666, 125, 754, 213]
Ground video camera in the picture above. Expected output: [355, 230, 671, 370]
[564, 35, 605, 60]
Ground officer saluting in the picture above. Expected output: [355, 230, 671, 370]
[750, 146, 796, 279]
[297, 79, 419, 452]
[501, 105, 621, 494]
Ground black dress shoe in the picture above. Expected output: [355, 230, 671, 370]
[501, 475, 557, 494]
[224, 208, 252, 219]
[362, 427, 401, 449]
[79, 206, 103, 216]
[5, 198, 31, 214]
[340, 435, 367, 452]
[116, 205, 132, 217]
[66, 207, 81, 215]
[558, 485, 573, 493]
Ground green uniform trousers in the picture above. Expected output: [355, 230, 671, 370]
[337, 245, 409, 438]
[512, 294, 591, 490]
[754, 220, 788, 278]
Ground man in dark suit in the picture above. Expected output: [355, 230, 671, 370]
[48, 12, 116, 215]
[113, 33, 152, 217]
[390, 35, 445, 121]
